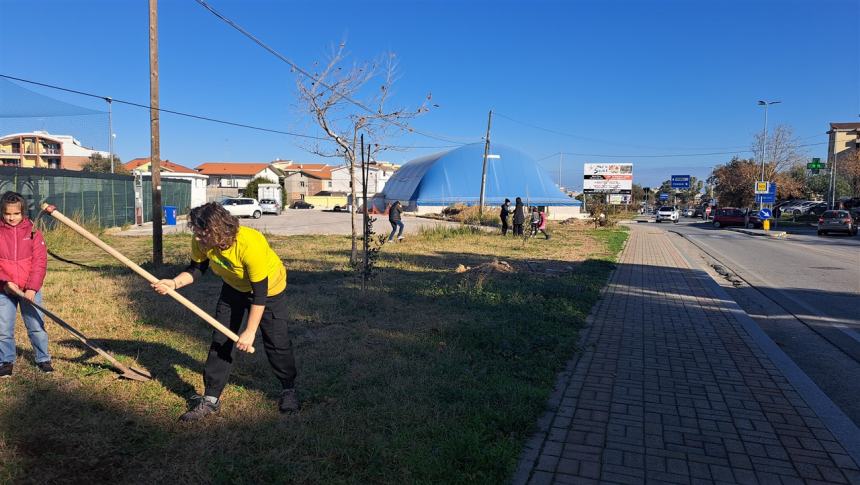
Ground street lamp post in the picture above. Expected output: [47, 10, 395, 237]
[757, 100, 781, 210]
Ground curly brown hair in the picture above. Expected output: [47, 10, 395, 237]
[187, 202, 239, 250]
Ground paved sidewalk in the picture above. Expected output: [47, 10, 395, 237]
[514, 225, 860, 484]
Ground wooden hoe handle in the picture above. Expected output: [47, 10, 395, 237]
[42, 204, 255, 353]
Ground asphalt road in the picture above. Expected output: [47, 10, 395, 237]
[639, 216, 860, 425]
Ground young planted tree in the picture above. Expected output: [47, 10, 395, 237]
[295, 43, 432, 264]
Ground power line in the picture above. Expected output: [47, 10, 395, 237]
[0, 74, 462, 151]
[497, 111, 828, 152]
[0, 74, 328, 141]
[536, 141, 827, 160]
[192, 0, 475, 146]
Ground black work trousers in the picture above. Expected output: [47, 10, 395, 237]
[203, 283, 297, 399]
[501, 216, 509, 235]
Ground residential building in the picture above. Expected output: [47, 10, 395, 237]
[0, 131, 109, 170]
[125, 157, 209, 208]
[330, 161, 399, 196]
[828, 122, 860, 158]
[281, 164, 333, 202]
[194, 162, 277, 189]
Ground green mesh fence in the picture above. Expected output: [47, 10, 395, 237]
[0, 166, 190, 228]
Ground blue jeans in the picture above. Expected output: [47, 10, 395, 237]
[389, 220, 404, 241]
[0, 290, 50, 364]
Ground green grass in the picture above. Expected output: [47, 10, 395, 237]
[1, 221, 627, 484]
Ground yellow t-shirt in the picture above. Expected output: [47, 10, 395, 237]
[191, 226, 287, 296]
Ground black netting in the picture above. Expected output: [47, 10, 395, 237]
[0, 167, 190, 228]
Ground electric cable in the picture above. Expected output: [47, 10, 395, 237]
[0, 74, 461, 151]
[192, 0, 476, 145]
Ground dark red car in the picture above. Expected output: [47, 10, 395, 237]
[712, 208, 761, 229]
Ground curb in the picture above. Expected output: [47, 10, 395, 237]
[727, 227, 788, 239]
[666, 232, 860, 466]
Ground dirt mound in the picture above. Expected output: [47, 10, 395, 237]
[455, 259, 515, 274]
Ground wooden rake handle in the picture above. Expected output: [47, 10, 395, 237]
[41, 203, 255, 353]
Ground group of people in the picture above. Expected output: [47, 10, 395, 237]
[499, 197, 550, 239]
[1, 193, 299, 421]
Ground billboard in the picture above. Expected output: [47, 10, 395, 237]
[609, 194, 632, 205]
[583, 163, 633, 194]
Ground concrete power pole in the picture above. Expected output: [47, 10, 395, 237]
[149, 0, 163, 266]
[478, 110, 493, 219]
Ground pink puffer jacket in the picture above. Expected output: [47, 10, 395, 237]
[0, 218, 47, 291]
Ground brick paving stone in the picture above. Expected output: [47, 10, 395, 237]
[512, 226, 860, 484]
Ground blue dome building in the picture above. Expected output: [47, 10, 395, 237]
[379, 143, 580, 218]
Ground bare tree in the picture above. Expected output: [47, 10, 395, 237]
[295, 43, 431, 264]
[751, 124, 807, 180]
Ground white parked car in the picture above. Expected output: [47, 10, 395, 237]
[221, 197, 263, 219]
[655, 205, 680, 223]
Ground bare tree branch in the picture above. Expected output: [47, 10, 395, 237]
[294, 42, 432, 264]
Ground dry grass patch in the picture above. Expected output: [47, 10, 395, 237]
[1, 220, 627, 484]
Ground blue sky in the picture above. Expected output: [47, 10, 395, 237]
[1, 0, 857, 188]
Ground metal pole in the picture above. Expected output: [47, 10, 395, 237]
[831, 149, 838, 209]
[361, 135, 368, 289]
[478, 110, 493, 219]
[149, 0, 163, 266]
[559, 152, 563, 188]
[107, 97, 114, 174]
[759, 104, 768, 210]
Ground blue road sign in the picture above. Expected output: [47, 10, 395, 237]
[755, 182, 777, 204]
[658, 192, 669, 201]
[671, 175, 691, 189]
[758, 208, 772, 220]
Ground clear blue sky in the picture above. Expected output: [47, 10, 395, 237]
[1, 0, 857, 188]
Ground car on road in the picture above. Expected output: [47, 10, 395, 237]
[259, 198, 281, 215]
[290, 200, 315, 209]
[683, 208, 695, 217]
[712, 207, 761, 229]
[221, 197, 263, 219]
[818, 210, 858, 236]
[655, 206, 680, 223]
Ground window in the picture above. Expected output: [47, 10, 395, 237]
[327, 181, 332, 188]
[299, 181, 306, 187]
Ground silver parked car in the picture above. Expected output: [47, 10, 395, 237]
[259, 198, 280, 214]
[818, 210, 857, 236]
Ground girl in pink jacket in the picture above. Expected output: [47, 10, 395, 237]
[0, 191, 50, 378]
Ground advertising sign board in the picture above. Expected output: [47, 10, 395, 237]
[583, 163, 633, 194]
[609, 194, 632, 205]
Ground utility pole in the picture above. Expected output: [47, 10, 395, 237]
[106, 97, 114, 173]
[478, 109, 493, 219]
[149, 0, 163, 266]
[559, 152, 563, 188]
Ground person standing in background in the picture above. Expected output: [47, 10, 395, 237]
[499, 198, 512, 235]
[388, 200, 404, 242]
[512, 197, 526, 236]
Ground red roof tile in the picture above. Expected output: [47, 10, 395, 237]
[194, 162, 271, 176]
[124, 157, 198, 174]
